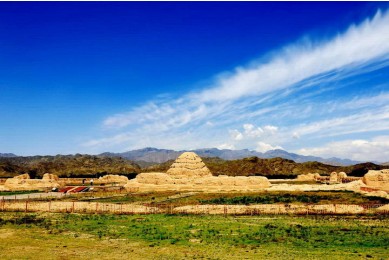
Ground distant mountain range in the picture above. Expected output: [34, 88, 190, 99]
[100, 147, 362, 166]
[0, 148, 376, 166]
[0, 153, 17, 158]
[1, 149, 387, 178]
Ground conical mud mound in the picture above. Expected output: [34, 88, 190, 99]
[167, 152, 212, 178]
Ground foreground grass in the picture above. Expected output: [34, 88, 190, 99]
[0, 213, 388, 259]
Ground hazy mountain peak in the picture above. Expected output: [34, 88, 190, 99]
[0, 153, 17, 158]
[99, 147, 361, 166]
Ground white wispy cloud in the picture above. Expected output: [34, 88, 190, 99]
[229, 129, 244, 141]
[225, 124, 281, 152]
[256, 142, 283, 153]
[83, 9, 389, 161]
[243, 124, 264, 138]
[290, 106, 389, 139]
[230, 124, 278, 141]
[298, 136, 389, 162]
[217, 143, 236, 150]
[102, 9, 389, 130]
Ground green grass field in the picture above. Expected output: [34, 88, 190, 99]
[0, 212, 388, 259]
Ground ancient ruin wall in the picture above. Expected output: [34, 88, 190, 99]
[166, 152, 212, 178]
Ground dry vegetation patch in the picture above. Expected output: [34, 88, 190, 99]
[66, 190, 388, 206]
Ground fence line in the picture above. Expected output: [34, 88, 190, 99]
[0, 199, 388, 215]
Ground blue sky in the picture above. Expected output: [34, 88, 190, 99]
[1, 2, 389, 162]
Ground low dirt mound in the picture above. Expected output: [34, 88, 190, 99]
[362, 169, 389, 190]
[3, 174, 59, 191]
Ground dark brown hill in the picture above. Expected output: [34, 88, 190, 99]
[0, 154, 140, 178]
[143, 156, 388, 178]
[1, 154, 386, 180]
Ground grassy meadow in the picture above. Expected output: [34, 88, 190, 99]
[0, 212, 388, 259]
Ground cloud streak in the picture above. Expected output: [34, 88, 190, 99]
[103, 9, 389, 129]
[298, 136, 389, 162]
[84, 9, 389, 161]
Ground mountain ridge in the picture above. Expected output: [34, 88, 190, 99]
[0, 148, 367, 166]
[0, 153, 17, 158]
[100, 147, 362, 166]
[1, 153, 386, 179]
